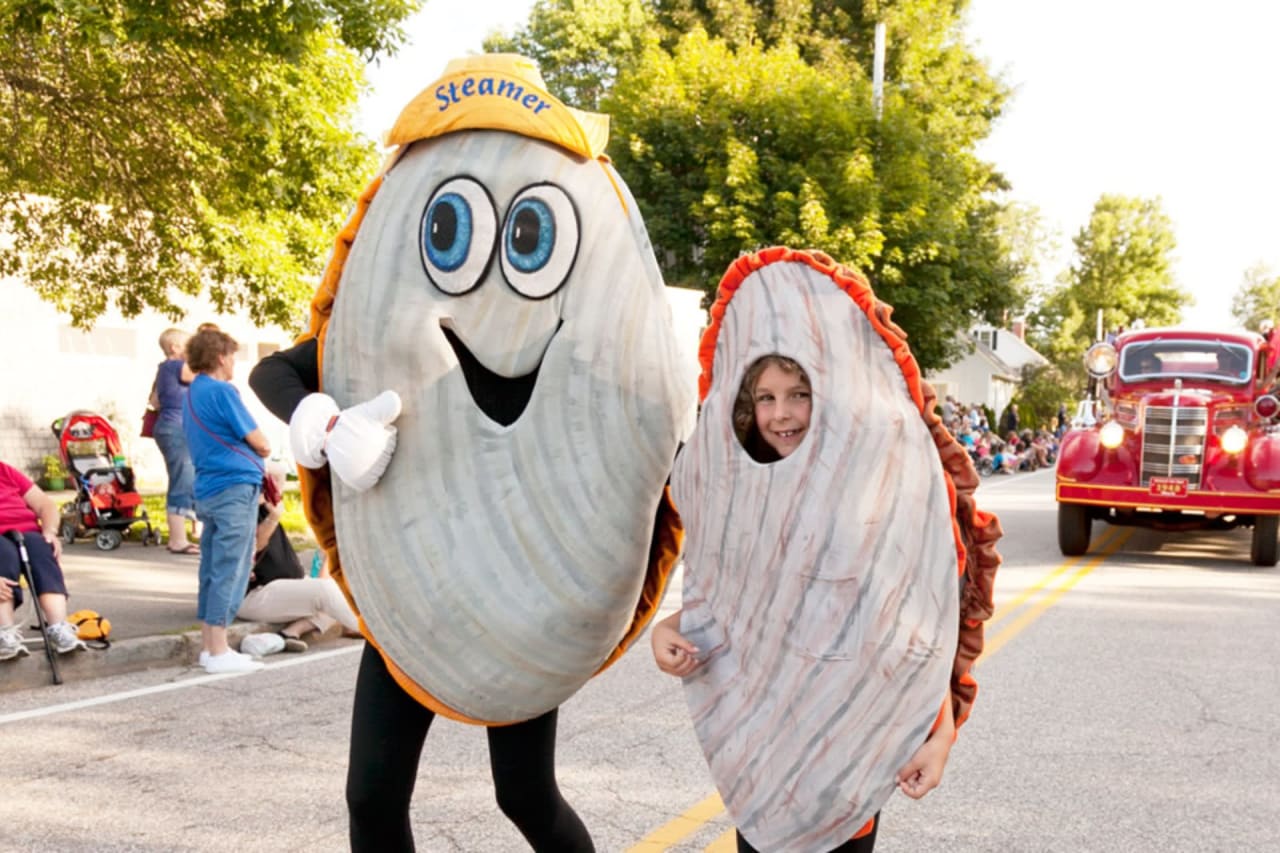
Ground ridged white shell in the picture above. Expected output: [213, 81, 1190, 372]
[324, 131, 693, 722]
[671, 261, 958, 851]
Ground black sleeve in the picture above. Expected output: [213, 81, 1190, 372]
[249, 337, 320, 424]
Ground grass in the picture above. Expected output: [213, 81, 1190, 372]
[140, 490, 317, 548]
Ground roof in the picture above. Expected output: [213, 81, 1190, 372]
[1117, 327, 1263, 348]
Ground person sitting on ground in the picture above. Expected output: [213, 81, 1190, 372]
[1032, 430, 1055, 467]
[236, 465, 359, 654]
[0, 459, 87, 660]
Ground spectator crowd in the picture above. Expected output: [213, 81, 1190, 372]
[939, 395, 1061, 477]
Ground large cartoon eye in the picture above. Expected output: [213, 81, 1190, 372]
[500, 183, 579, 300]
[420, 177, 498, 296]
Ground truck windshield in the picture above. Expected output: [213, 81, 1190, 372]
[1118, 340, 1253, 384]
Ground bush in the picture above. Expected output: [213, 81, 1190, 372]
[1017, 363, 1076, 430]
[43, 453, 66, 480]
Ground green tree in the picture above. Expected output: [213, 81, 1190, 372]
[0, 0, 420, 328]
[1014, 362, 1074, 434]
[498, 1, 1026, 371]
[1231, 263, 1280, 331]
[1030, 194, 1189, 388]
[484, 0, 654, 111]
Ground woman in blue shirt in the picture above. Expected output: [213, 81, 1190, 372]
[150, 328, 200, 554]
[182, 328, 271, 674]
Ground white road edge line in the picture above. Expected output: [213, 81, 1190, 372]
[0, 644, 364, 725]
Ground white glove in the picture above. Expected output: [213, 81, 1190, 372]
[289, 391, 402, 493]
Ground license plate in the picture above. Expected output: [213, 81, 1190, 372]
[1149, 477, 1188, 497]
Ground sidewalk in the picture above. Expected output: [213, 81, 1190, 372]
[2, 530, 347, 693]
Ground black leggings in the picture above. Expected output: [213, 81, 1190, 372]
[736, 814, 879, 853]
[346, 643, 594, 852]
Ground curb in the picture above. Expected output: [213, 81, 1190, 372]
[0, 621, 333, 693]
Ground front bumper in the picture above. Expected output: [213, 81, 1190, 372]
[1057, 480, 1280, 514]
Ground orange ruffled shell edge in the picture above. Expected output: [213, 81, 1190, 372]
[698, 246, 1003, 731]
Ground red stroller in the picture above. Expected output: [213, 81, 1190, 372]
[51, 411, 160, 550]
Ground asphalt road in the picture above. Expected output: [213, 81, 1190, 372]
[2, 468, 1278, 852]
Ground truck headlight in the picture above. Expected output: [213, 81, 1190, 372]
[1220, 425, 1247, 455]
[1100, 420, 1125, 449]
[1084, 343, 1118, 379]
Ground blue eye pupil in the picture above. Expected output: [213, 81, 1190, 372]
[506, 199, 554, 273]
[425, 193, 472, 272]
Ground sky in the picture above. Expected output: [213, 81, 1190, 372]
[358, 0, 1280, 329]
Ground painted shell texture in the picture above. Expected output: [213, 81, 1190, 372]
[671, 259, 959, 852]
[323, 130, 693, 723]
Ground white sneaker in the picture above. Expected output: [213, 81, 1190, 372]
[203, 650, 265, 674]
[198, 649, 254, 667]
[0, 625, 29, 661]
[240, 632, 286, 657]
[45, 621, 88, 654]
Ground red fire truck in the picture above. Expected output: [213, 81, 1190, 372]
[1055, 327, 1280, 565]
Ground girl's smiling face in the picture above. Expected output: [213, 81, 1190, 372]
[752, 363, 812, 457]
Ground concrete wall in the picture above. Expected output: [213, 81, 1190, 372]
[0, 278, 709, 486]
[0, 277, 295, 487]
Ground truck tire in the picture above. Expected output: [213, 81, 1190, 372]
[1058, 503, 1092, 556]
[1251, 515, 1278, 567]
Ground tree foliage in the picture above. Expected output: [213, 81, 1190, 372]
[484, 0, 654, 111]
[1231, 263, 1280, 331]
[0, 0, 420, 328]
[495, 0, 1026, 371]
[1014, 362, 1074, 434]
[1028, 194, 1190, 392]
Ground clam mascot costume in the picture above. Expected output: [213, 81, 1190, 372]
[671, 248, 1002, 852]
[255, 54, 692, 724]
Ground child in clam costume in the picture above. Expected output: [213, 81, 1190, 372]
[653, 248, 1002, 852]
[249, 55, 692, 851]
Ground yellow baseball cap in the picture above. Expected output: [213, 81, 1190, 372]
[385, 54, 610, 160]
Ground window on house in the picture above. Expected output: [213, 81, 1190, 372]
[973, 328, 998, 349]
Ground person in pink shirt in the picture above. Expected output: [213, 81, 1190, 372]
[0, 459, 86, 661]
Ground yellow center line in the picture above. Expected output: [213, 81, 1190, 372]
[985, 524, 1122, 630]
[705, 828, 737, 851]
[982, 527, 1134, 660]
[625, 792, 725, 853]
[631, 527, 1134, 852]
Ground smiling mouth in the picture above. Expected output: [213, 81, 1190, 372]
[441, 325, 543, 426]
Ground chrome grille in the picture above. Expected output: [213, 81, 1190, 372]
[1141, 406, 1207, 486]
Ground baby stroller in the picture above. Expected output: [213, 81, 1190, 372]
[51, 411, 161, 551]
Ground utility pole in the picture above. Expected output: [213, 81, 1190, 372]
[873, 21, 886, 121]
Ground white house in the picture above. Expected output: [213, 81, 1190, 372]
[970, 322, 1050, 373]
[926, 322, 1049, 418]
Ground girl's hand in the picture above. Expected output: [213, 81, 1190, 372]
[0, 577, 17, 602]
[651, 614, 701, 677]
[896, 726, 953, 800]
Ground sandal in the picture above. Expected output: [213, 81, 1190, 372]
[167, 543, 200, 555]
[278, 632, 308, 653]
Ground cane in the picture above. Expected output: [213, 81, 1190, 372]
[5, 530, 62, 685]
